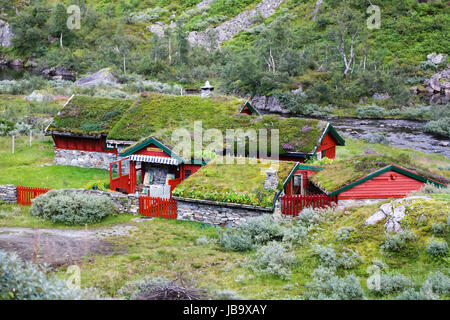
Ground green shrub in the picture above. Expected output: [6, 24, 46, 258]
[313, 245, 361, 269]
[305, 267, 366, 300]
[396, 288, 435, 300]
[249, 242, 296, 280]
[218, 228, 254, 252]
[212, 289, 243, 300]
[364, 132, 390, 145]
[431, 223, 447, 236]
[282, 224, 308, 244]
[423, 271, 450, 295]
[296, 207, 332, 228]
[423, 118, 450, 138]
[118, 276, 171, 300]
[335, 226, 356, 241]
[0, 250, 100, 300]
[426, 239, 448, 258]
[381, 231, 417, 254]
[369, 273, 414, 296]
[30, 190, 117, 225]
[356, 104, 388, 119]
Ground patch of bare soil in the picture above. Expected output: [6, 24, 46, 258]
[0, 225, 137, 267]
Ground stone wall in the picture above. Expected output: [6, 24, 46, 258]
[54, 149, 116, 170]
[174, 197, 272, 227]
[0, 185, 17, 203]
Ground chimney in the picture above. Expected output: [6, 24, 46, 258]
[200, 81, 214, 98]
[264, 167, 278, 190]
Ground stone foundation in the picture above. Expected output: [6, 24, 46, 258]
[54, 149, 116, 170]
[337, 198, 385, 210]
[174, 197, 272, 227]
[0, 185, 17, 203]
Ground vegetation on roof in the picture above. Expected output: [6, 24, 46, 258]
[48, 96, 133, 135]
[172, 157, 296, 208]
[108, 93, 328, 155]
[310, 154, 449, 193]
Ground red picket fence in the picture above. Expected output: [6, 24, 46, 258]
[281, 194, 338, 217]
[139, 196, 178, 219]
[16, 186, 52, 206]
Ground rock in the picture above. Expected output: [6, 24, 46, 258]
[364, 197, 430, 232]
[188, 0, 284, 48]
[25, 90, 56, 102]
[146, 22, 166, 38]
[75, 68, 118, 87]
[250, 94, 289, 114]
[0, 20, 13, 47]
[41, 66, 76, 81]
[372, 92, 390, 100]
[440, 141, 449, 147]
[291, 85, 303, 94]
[9, 59, 24, 67]
[427, 52, 447, 65]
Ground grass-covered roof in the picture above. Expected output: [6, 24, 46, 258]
[48, 95, 134, 135]
[310, 154, 449, 193]
[172, 157, 297, 208]
[108, 93, 330, 155]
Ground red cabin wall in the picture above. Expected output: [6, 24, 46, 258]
[53, 135, 116, 153]
[182, 164, 202, 179]
[338, 170, 425, 199]
[316, 133, 337, 159]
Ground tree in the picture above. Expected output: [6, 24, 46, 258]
[327, 4, 365, 77]
[48, 3, 71, 48]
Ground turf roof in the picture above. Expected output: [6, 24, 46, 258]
[48, 95, 134, 135]
[310, 154, 449, 193]
[172, 157, 297, 208]
[107, 93, 331, 155]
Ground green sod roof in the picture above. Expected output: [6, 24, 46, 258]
[310, 154, 449, 194]
[108, 93, 332, 155]
[48, 95, 134, 136]
[172, 157, 297, 208]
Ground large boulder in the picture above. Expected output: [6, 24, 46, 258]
[427, 52, 447, 65]
[251, 94, 289, 114]
[41, 66, 76, 81]
[0, 20, 13, 47]
[75, 68, 119, 87]
[363, 197, 431, 232]
[25, 90, 56, 102]
[422, 67, 450, 104]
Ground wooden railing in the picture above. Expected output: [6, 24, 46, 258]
[139, 196, 178, 219]
[168, 177, 183, 192]
[16, 186, 52, 206]
[280, 194, 338, 217]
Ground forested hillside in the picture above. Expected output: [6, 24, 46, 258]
[0, 0, 449, 116]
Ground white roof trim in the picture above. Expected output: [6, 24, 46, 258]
[130, 155, 179, 166]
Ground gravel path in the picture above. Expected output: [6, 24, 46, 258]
[0, 224, 138, 266]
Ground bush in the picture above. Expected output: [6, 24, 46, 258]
[313, 245, 361, 269]
[30, 190, 117, 225]
[426, 239, 448, 257]
[218, 228, 254, 252]
[212, 289, 243, 300]
[305, 267, 366, 300]
[296, 207, 332, 228]
[410, 183, 450, 196]
[282, 224, 308, 244]
[249, 242, 296, 280]
[423, 271, 450, 295]
[356, 104, 388, 119]
[218, 215, 284, 251]
[118, 276, 171, 300]
[0, 250, 100, 300]
[423, 117, 450, 138]
[369, 273, 414, 296]
[396, 288, 435, 300]
[381, 231, 417, 253]
[335, 226, 356, 241]
[196, 235, 215, 245]
[364, 132, 390, 145]
[431, 223, 447, 236]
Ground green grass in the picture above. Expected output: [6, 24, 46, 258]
[0, 94, 63, 122]
[0, 203, 134, 229]
[0, 136, 110, 189]
[109, 93, 327, 154]
[49, 95, 134, 135]
[49, 196, 449, 299]
[173, 157, 296, 207]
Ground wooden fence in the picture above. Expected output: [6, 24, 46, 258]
[280, 194, 338, 217]
[16, 186, 52, 206]
[139, 196, 178, 219]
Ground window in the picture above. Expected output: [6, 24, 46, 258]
[185, 170, 192, 179]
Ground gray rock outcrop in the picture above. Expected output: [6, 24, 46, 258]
[422, 67, 450, 104]
[75, 68, 118, 87]
[25, 90, 56, 102]
[427, 52, 447, 65]
[363, 197, 430, 232]
[264, 167, 278, 190]
[41, 66, 76, 81]
[251, 94, 289, 114]
[188, 0, 284, 48]
[0, 20, 13, 47]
